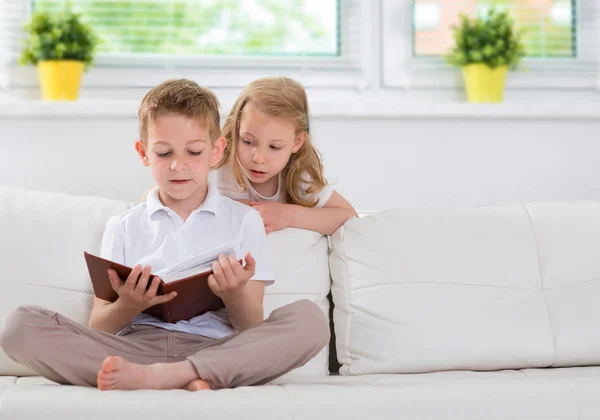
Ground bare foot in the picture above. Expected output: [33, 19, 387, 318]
[184, 379, 211, 391]
[97, 356, 198, 391]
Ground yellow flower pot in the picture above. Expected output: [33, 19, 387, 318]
[462, 64, 508, 103]
[37, 60, 84, 101]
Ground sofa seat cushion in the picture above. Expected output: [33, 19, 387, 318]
[4, 367, 600, 420]
[521, 367, 600, 420]
[0, 379, 290, 420]
[282, 370, 582, 420]
[0, 376, 15, 396]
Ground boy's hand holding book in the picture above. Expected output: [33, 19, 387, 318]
[85, 243, 236, 323]
[107, 264, 177, 313]
[208, 252, 256, 302]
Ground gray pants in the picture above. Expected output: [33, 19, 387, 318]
[0, 299, 329, 389]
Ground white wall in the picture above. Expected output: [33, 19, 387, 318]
[1, 104, 599, 214]
[1, 0, 599, 213]
[1, 0, 598, 214]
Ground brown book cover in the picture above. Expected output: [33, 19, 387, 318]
[84, 252, 226, 323]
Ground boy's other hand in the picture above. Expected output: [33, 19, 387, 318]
[107, 265, 177, 312]
[208, 252, 255, 300]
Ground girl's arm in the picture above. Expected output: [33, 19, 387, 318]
[251, 191, 358, 235]
[288, 191, 357, 235]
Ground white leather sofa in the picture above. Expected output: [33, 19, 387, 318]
[1, 184, 600, 420]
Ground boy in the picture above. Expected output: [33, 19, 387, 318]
[0, 79, 329, 391]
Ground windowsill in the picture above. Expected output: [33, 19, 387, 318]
[1, 89, 600, 120]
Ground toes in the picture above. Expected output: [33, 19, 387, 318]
[97, 370, 115, 390]
[97, 379, 115, 391]
[97, 370, 112, 381]
[185, 379, 211, 391]
[101, 356, 124, 373]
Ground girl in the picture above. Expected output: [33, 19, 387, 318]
[214, 77, 357, 235]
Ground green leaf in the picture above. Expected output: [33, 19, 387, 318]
[443, 5, 527, 70]
[19, 5, 101, 69]
[482, 44, 494, 57]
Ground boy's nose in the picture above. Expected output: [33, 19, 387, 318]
[171, 159, 187, 171]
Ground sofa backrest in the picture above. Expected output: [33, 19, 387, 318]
[0, 186, 331, 379]
[264, 228, 331, 380]
[0, 186, 130, 376]
[330, 203, 600, 375]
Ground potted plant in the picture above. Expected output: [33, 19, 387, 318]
[19, 7, 100, 101]
[445, 7, 526, 103]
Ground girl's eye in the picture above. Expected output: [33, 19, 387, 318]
[189, 151, 202, 156]
[242, 138, 253, 146]
[270, 146, 281, 151]
[156, 152, 171, 157]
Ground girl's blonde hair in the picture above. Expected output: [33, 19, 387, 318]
[215, 77, 326, 207]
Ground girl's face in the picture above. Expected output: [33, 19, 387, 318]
[236, 103, 305, 186]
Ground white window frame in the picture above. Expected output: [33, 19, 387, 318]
[5, 0, 374, 90]
[382, 0, 600, 91]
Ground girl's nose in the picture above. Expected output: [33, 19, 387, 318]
[252, 153, 264, 164]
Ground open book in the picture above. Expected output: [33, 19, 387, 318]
[84, 243, 236, 323]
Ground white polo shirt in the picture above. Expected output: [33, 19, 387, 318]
[212, 165, 335, 207]
[100, 184, 275, 339]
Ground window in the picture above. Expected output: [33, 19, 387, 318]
[382, 0, 599, 89]
[32, 0, 340, 58]
[413, 0, 576, 58]
[6, 1, 595, 94]
[4, 0, 367, 89]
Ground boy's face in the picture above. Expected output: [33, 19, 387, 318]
[136, 113, 223, 205]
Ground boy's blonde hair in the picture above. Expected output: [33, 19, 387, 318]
[216, 77, 326, 207]
[138, 79, 221, 144]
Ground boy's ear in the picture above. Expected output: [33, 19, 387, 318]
[292, 131, 307, 153]
[135, 140, 150, 166]
[211, 136, 226, 165]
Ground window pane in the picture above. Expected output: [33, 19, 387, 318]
[32, 0, 340, 57]
[413, 0, 576, 58]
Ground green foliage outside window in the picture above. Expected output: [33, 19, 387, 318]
[32, 0, 339, 57]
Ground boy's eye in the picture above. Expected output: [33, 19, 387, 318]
[156, 152, 171, 157]
[189, 151, 203, 156]
[270, 145, 282, 151]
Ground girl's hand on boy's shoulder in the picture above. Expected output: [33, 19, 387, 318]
[138, 185, 156, 203]
[209, 252, 256, 301]
[250, 201, 294, 233]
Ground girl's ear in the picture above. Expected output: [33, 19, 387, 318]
[211, 136, 227, 164]
[292, 131, 307, 153]
[135, 140, 150, 166]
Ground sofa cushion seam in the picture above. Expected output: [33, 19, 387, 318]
[523, 204, 557, 367]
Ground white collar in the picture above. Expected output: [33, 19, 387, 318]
[146, 184, 221, 220]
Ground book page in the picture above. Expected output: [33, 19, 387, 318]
[155, 243, 236, 283]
